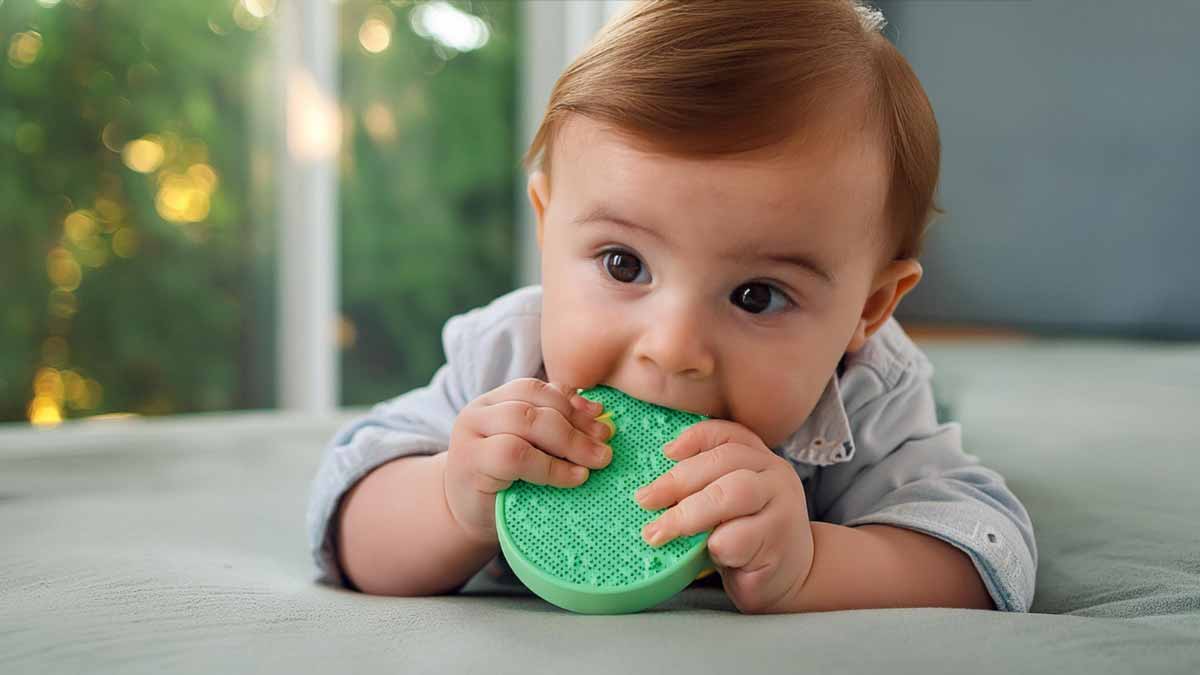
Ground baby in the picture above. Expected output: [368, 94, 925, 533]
[307, 0, 1036, 614]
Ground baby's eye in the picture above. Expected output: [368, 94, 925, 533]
[730, 282, 790, 314]
[601, 249, 650, 284]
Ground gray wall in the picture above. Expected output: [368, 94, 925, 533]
[880, 0, 1200, 339]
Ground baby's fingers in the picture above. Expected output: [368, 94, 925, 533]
[478, 378, 611, 444]
[482, 400, 612, 470]
[478, 433, 590, 489]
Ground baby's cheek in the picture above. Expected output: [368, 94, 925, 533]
[541, 305, 617, 389]
[728, 365, 820, 448]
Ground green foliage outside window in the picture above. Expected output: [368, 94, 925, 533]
[0, 0, 519, 424]
[339, 0, 520, 406]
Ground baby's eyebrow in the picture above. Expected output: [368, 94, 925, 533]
[575, 205, 834, 285]
[735, 248, 836, 286]
[572, 206, 665, 243]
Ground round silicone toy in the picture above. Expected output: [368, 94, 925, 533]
[495, 384, 717, 614]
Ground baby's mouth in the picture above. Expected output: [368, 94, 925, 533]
[597, 380, 718, 418]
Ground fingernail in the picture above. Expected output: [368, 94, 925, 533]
[643, 522, 660, 545]
[571, 466, 588, 481]
[634, 486, 648, 501]
[591, 421, 612, 441]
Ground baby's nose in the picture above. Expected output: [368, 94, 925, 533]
[633, 306, 716, 379]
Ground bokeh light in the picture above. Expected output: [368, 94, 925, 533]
[112, 227, 139, 258]
[240, 0, 276, 19]
[287, 69, 341, 160]
[122, 136, 165, 173]
[186, 163, 219, 192]
[47, 247, 82, 292]
[63, 210, 98, 243]
[8, 31, 43, 68]
[155, 171, 212, 223]
[62, 370, 84, 405]
[94, 197, 124, 223]
[33, 368, 64, 404]
[28, 396, 62, 427]
[62, 371, 101, 410]
[359, 18, 392, 53]
[78, 243, 109, 269]
[409, 1, 489, 53]
[232, 0, 265, 31]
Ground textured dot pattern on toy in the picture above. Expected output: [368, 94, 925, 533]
[498, 385, 708, 588]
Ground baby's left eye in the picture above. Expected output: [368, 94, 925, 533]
[730, 282, 790, 314]
[600, 249, 650, 284]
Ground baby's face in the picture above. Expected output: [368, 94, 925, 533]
[530, 115, 901, 449]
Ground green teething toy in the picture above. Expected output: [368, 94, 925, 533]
[495, 385, 716, 614]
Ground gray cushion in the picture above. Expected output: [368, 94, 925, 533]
[1, 337, 1198, 674]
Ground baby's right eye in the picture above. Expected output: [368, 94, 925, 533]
[601, 249, 650, 284]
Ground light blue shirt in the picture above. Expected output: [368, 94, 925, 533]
[306, 285, 1038, 611]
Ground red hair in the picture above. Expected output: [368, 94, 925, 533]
[524, 0, 941, 259]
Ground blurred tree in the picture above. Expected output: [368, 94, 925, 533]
[0, 0, 276, 424]
[0, 0, 519, 423]
[338, 0, 519, 406]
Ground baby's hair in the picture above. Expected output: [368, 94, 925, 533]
[524, 0, 941, 261]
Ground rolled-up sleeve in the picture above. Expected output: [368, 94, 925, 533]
[814, 356, 1038, 612]
[304, 286, 545, 588]
[304, 312, 472, 586]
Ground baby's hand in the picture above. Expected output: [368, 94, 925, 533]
[633, 419, 815, 614]
[444, 378, 613, 545]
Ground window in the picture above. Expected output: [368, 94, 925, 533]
[1, 0, 279, 423]
[1, 0, 619, 427]
[336, 0, 520, 406]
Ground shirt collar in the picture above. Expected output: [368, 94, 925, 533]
[774, 371, 856, 467]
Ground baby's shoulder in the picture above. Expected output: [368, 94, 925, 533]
[441, 285, 545, 395]
[444, 284, 543, 339]
[839, 317, 934, 406]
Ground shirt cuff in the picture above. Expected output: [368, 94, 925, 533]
[305, 425, 447, 589]
[842, 499, 1036, 612]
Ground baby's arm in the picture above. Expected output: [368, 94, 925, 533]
[807, 351, 1037, 612]
[783, 521, 993, 612]
[305, 287, 553, 594]
[307, 348, 485, 595]
[337, 377, 612, 595]
[336, 452, 499, 595]
[306, 287, 617, 595]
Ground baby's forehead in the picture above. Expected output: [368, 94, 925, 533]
[567, 117, 888, 216]
[560, 106, 890, 188]
[556, 116, 892, 270]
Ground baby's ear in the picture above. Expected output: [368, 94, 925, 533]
[846, 259, 923, 353]
[527, 171, 550, 250]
